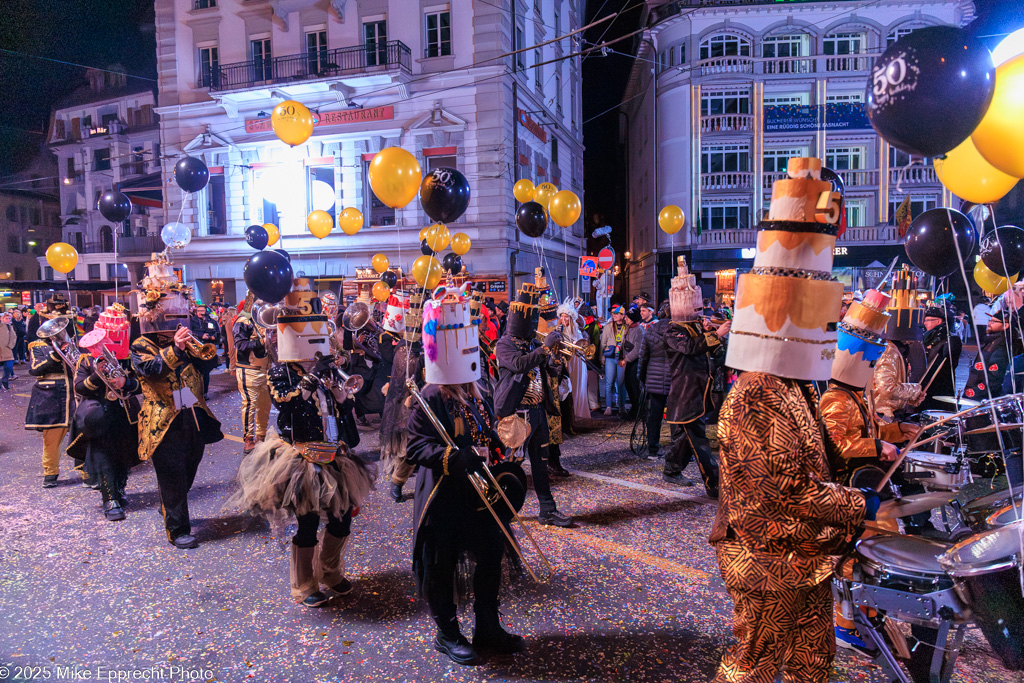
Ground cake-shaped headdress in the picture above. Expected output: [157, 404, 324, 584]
[885, 265, 924, 341]
[94, 303, 131, 359]
[508, 281, 542, 339]
[670, 255, 702, 321]
[726, 157, 845, 380]
[137, 250, 193, 334]
[405, 287, 425, 344]
[275, 277, 331, 362]
[534, 267, 558, 334]
[383, 291, 409, 334]
[422, 280, 480, 385]
[832, 290, 891, 388]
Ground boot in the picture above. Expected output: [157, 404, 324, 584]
[548, 445, 571, 478]
[434, 616, 479, 665]
[104, 500, 126, 522]
[243, 436, 256, 454]
[474, 608, 526, 654]
[290, 544, 319, 602]
[390, 482, 404, 503]
[317, 533, 350, 596]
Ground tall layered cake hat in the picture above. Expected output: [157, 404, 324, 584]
[405, 287, 425, 344]
[726, 157, 844, 380]
[886, 266, 924, 341]
[833, 289, 891, 387]
[94, 303, 131, 359]
[422, 280, 480, 385]
[670, 255, 702, 321]
[383, 291, 409, 334]
[532, 267, 558, 334]
[138, 251, 192, 334]
[276, 277, 331, 362]
[508, 281, 541, 339]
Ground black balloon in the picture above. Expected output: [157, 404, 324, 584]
[420, 239, 435, 256]
[904, 208, 978, 278]
[174, 156, 210, 193]
[442, 252, 463, 274]
[865, 26, 996, 158]
[419, 167, 471, 223]
[273, 248, 291, 261]
[245, 224, 269, 250]
[98, 191, 132, 223]
[980, 226, 1024, 277]
[380, 270, 398, 288]
[516, 201, 547, 238]
[243, 250, 294, 303]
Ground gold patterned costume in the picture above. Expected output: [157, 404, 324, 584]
[870, 343, 923, 419]
[819, 385, 906, 482]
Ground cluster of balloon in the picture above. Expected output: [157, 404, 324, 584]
[513, 179, 535, 203]
[372, 281, 391, 302]
[420, 167, 470, 223]
[244, 250, 294, 303]
[903, 208, 977, 277]
[98, 191, 132, 223]
[245, 224, 270, 250]
[516, 201, 547, 238]
[368, 147, 422, 209]
[46, 242, 78, 274]
[338, 207, 363, 235]
[174, 157, 210, 193]
[307, 210, 333, 239]
[979, 226, 1024, 276]
[271, 100, 315, 147]
[658, 205, 685, 235]
[380, 270, 398, 289]
[548, 190, 582, 228]
[372, 253, 389, 274]
[412, 254, 443, 290]
[160, 222, 192, 249]
[975, 259, 1019, 295]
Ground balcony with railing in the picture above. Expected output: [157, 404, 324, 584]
[826, 54, 873, 72]
[119, 160, 155, 177]
[762, 169, 880, 189]
[700, 114, 754, 134]
[116, 235, 164, 256]
[204, 41, 412, 92]
[837, 225, 902, 244]
[701, 172, 754, 191]
[890, 166, 939, 185]
[697, 56, 754, 76]
[763, 57, 815, 75]
[693, 224, 903, 248]
[695, 228, 756, 247]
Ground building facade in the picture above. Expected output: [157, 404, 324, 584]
[0, 188, 62, 309]
[622, 0, 974, 302]
[153, 0, 585, 306]
[40, 68, 164, 293]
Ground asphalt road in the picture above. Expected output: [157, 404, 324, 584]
[0, 365, 1016, 683]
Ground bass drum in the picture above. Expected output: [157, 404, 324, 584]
[940, 521, 1024, 671]
[960, 485, 1024, 531]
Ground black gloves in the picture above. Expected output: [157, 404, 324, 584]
[299, 374, 320, 394]
[449, 447, 485, 474]
[543, 331, 562, 350]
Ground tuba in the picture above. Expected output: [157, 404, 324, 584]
[36, 316, 80, 372]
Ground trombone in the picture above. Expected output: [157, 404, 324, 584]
[175, 325, 218, 361]
[406, 378, 553, 584]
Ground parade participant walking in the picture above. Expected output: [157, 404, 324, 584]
[406, 280, 525, 665]
[919, 305, 963, 411]
[132, 252, 223, 549]
[233, 294, 270, 454]
[711, 158, 870, 682]
[557, 299, 590, 425]
[0, 312, 15, 390]
[494, 276, 572, 527]
[600, 305, 627, 416]
[25, 298, 77, 488]
[12, 308, 26, 364]
[231, 281, 373, 608]
[580, 304, 602, 412]
[639, 301, 673, 458]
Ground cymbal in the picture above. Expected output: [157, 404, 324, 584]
[964, 423, 1024, 436]
[933, 396, 980, 407]
[876, 492, 958, 520]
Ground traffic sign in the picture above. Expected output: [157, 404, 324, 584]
[580, 255, 600, 278]
[598, 246, 615, 270]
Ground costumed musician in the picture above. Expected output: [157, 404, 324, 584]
[919, 305, 963, 411]
[870, 266, 926, 419]
[233, 292, 271, 453]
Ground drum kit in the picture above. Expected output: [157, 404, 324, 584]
[834, 393, 1024, 682]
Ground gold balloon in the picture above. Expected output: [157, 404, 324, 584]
[271, 100, 315, 147]
[263, 223, 280, 247]
[972, 54, 1024, 178]
[418, 226, 430, 242]
[534, 182, 557, 210]
[412, 255, 443, 290]
[450, 232, 471, 256]
[935, 137, 1019, 204]
[975, 259, 1019, 295]
[425, 223, 451, 252]
[45, 242, 79, 274]
[307, 210, 333, 239]
[659, 205, 685, 235]
[548, 190, 582, 228]
[372, 281, 391, 302]
[513, 179, 535, 203]
[338, 207, 363, 235]
[368, 147, 422, 208]
[371, 253, 390, 274]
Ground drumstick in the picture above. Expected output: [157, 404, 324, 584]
[921, 358, 948, 393]
[873, 403, 977, 492]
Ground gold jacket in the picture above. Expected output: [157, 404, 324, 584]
[820, 384, 905, 478]
[131, 336, 215, 461]
[870, 343, 922, 418]
[710, 372, 866, 591]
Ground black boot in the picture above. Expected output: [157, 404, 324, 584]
[433, 617, 479, 665]
[548, 445, 571, 478]
[390, 482, 404, 503]
[474, 609, 526, 654]
[104, 500, 126, 522]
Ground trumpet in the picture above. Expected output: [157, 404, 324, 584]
[313, 350, 365, 393]
[252, 302, 279, 362]
[176, 325, 218, 361]
[36, 316, 81, 372]
[406, 378, 553, 584]
[536, 329, 596, 362]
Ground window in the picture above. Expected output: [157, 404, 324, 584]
[699, 34, 750, 60]
[551, 137, 559, 166]
[251, 38, 272, 81]
[554, 72, 562, 114]
[514, 24, 525, 71]
[364, 20, 387, 66]
[4, 206, 14, 222]
[66, 157, 76, 180]
[424, 10, 451, 58]
[701, 89, 750, 116]
[206, 174, 227, 235]
[889, 148, 930, 167]
[570, 87, 577, 131]
[763, 149, 807, 173]
[427, 155, 456, 173]
[826, 92, 864, 103]
[844, 199, 867, 228]
[534, 49, 542, 88]
[306, 165, 336, 218]
[701, 203, 751, 231]
[7, 235, 21, 253]
[888, 26, 918, 46]
[199, 45, 219, 88]
[93, 148, 111, 172]
[363, 159, 395, 226]
[889, 197, 937, 222]
[763, 34, 806, 59]
[45, 266, 54, 281]
[763, 93, 809, 105]
[701, 144, 750, 174]
[107, 263, 128, 279]
[826, 146, 864, 170]
[100, 225, 113, 252]
[306, 30, 328, 73]
[824, 32, 864, 55]
[194, 0, 216, 8]
[31, 207, 40, 225]
[88, 264, 101, 280]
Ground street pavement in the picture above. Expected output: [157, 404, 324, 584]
[0, 364, 1016, 683]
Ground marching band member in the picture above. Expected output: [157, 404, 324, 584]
[24, 294, 77, 488]
[132, 252, 223, 550]
[67, 305, 141, 521]
[231, 279, 373, 608]
[233, 293, 270, 453]
[871, 267, 926, 418]
[919, 305, 963, 410]
[406, 280, 526, 665]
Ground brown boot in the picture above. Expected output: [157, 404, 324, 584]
[317, 533, 351, 596]
[243, 436, 256, 454]
[290, 544, 319, 602]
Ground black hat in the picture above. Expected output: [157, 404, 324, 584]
[626, 306, 642, 323]
[992, 309, 1007, 323]
[923, 306, 948, 322]
[497, 300, 509, 313]
[578, 304, 594, 318]
[483, 300, 497, 313]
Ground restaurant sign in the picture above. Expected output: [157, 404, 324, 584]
[245, 106, 395, 134]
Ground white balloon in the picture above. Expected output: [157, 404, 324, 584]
[161, 222, 192, 249]
[993, 27, 1024, 67]
[310, 180, 336, 212]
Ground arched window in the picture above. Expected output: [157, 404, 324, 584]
[100, 225, 113, 252]
[763, 31, 812, 74]
[700, 33, 751, 60]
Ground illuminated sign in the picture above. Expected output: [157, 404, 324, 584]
[244, 106, 395, 134]
[517, 108, 548, 143]
[834, 247, 848, 255]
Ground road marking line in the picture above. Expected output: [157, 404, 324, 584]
[545, 526, 711, 580]
[572, 470, 716, 505]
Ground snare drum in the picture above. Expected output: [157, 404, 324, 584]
[983, 503, 1024, 530]
[853, 534, 955, 594]
[939, 521, 1024, 671]
[960, 486, 1024, 531]
[902, 451, 969, 491]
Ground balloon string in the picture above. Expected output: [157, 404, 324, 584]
[893, 158, 920, 195]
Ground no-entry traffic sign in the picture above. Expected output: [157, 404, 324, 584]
[598, 247, 615, 270]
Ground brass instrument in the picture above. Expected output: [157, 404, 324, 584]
[36, 316, 80, 372]
[341, 301, 372, 332]
[406, 379, 553, 584]
[79, 333, 130, 401]
[176, 325, 218, 361]
[313, 350, 365, 393]
[536, 329, 596, 362]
